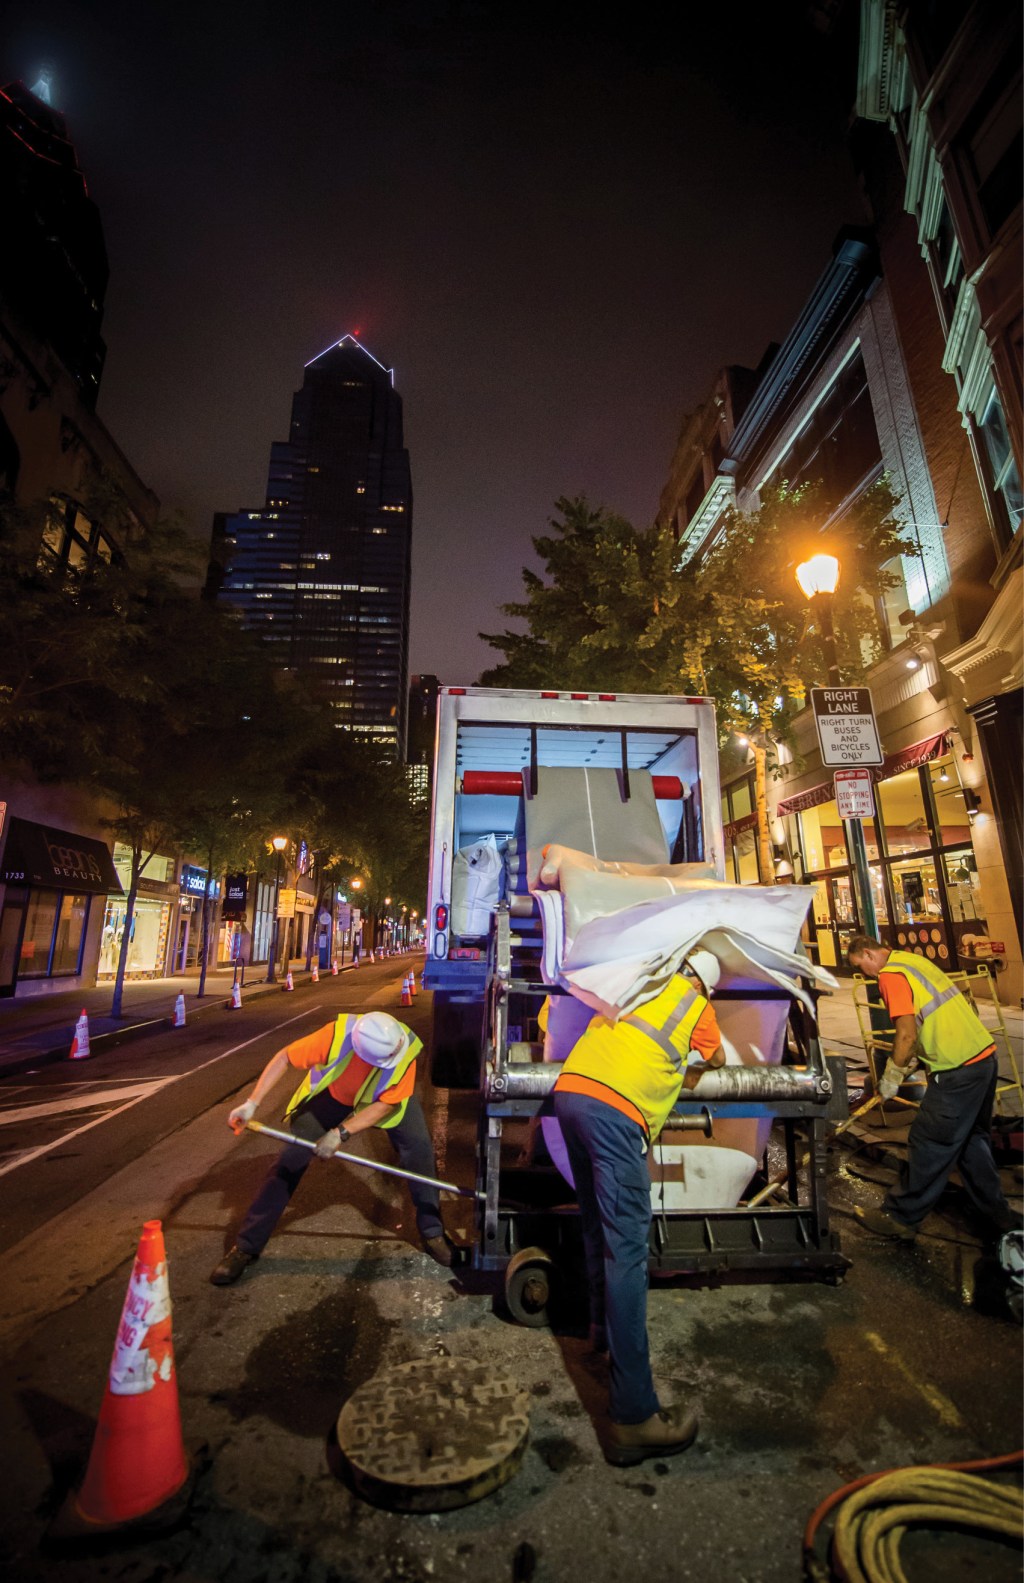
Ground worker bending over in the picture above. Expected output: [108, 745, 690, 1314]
[211, 1010, 456, 1284]
[553, 951, 725, 1466]
[847, 936, 1019, 1243]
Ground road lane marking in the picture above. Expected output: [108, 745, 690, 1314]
[0, 1005, 324, 1180]
[864, 1330, 965, 1429]
[0, 1082, 166, 1125]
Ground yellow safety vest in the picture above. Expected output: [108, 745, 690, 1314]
[557, 974, 709, 1140]
[284, 1013, 421, 1128]
[879, 951, 994, 1072]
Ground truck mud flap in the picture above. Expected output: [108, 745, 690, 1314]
[430, 993, 485, 1089]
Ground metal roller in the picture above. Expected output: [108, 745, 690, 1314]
[486, 1062, 830, 1103]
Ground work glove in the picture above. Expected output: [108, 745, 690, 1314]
[315, 1128, 342, 1160]
[228, 1098, 258, 1134]
[878, 1058, 904, 1100]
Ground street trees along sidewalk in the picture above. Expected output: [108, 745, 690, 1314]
[0, 497, 203, 775]
[99, 598, 316, 1006]
[295, 729, 430, 956]
[0, 491, 309, 1013]
[477, 481, 915, 880]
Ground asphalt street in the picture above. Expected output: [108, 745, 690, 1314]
[0, 956, 1021, 1583]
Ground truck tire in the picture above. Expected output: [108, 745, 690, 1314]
[430, 993, 484, 1089]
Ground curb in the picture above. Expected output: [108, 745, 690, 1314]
[0, 964, 360, 1078]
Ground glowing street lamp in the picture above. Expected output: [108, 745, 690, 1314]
[795, 555, 877, 937]
[267, 836, 288, 983]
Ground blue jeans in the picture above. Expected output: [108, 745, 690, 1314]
[554, 1090, 659, 1425]
[885, 1054, 1010, 1229]
[236, 1088, 444, 1254]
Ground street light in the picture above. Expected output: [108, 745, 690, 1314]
[795, 554, 878, 938]
[266, 836, 288, 983]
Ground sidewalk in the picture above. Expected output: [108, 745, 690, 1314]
[816, 976, 1023, 1113]
[0, 958, 348, 1074]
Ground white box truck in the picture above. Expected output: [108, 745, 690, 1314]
[423, 685, 725, 1087]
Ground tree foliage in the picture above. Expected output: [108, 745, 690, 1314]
[478, 481, 915, 879]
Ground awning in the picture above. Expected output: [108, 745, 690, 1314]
[0, 817, 122, 894]
[776, 733, 949, 817]
[723, 811, 758, 841]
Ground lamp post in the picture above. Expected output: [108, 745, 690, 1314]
[266, 836, 288, 983]
[796, 554, 879, 940]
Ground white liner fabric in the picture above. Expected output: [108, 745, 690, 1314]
[530, 845, 839, 1208]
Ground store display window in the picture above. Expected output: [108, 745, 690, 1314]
[99, 897, 170, 978]
[877, 770, 931, 855]
[13, 888, 89, 979]
[927, 758, 973, 847]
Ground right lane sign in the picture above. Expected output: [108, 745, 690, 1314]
[810, 686, 884, 767]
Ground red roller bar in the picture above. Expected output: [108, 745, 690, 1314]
[460, 771, 684, 798]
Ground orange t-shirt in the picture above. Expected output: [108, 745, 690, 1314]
[876, 972, 916, 1021]
[285, 1023, 416, 1107]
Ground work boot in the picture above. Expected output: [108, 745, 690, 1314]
[606, 1404, 699, 1467]
[421, 1233, 455, 1268]
[854, 1204, 917, 1241]
[209, 1246, 257, 1285]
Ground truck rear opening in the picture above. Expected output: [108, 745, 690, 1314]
[423, 687, 724, 1087]
[424, 687, 724, 985]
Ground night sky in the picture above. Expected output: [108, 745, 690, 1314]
[3, 1, 865, 682]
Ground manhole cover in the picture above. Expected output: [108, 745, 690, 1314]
[336, 1358, 530, 1511]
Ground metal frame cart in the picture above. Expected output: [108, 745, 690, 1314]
[475, 906, 850, 1325]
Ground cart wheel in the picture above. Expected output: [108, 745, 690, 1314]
[504, 1247, 554, 1328]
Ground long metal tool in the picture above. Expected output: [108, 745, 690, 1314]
[745, 1092, 885, 1207]
[245, 1119, 485, 1201]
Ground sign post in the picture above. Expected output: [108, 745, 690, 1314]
[810, 687, 883, 941]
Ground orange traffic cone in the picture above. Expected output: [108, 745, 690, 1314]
[311, 961, 319, 984]
[400, 976, 412, 1007]
[229, 980, 242, 1010]
[173, 994, 186, 1028]
[69, 1008, 91, 1061]
[407, 970, 417, 998]
[50, 1220, 192, 1539]
[331, 959, 338, 976]
[284, 970, 294, 992]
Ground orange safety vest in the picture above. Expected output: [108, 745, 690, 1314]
[284, 1013, 421, 1128]
[879, 951, 994, 1071]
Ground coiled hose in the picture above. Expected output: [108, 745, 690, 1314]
[803, 1450, 1023, 1582]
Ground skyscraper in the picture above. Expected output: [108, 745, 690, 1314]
[0, 77, 108, 407]
[212, 336, 413, 756]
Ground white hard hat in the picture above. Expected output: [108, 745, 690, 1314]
[683, 949, 721, 994]
[352, 1011, 408, 1067]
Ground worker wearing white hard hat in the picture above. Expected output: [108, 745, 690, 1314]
[552, 953, 725, 1467]
[211, 1008, 458, 1284]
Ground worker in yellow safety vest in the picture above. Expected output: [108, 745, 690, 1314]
[847, 936, 1019, 1243]
[552, 950, 726, 1466]
[210, 1010, 458, 1284]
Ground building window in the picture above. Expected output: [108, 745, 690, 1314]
[976, 386, 1024, 538]
[770, 352, 882, 508]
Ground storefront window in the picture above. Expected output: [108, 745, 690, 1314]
[734, 827, 760, 884]
[730, 782, 752, 820]
[20, 890, 59, 976]
[798, 803, 847, 871]
[927, 759, 973, 847]
[877, 769, 931, 856]
[51, 894, 88, 974]
[99, 897, 170, 978]
[869, 865, 889, 923]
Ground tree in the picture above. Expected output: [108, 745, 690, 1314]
[478, 482, 915, 878]
[296, 730, 430, 953]
[479, 495, 691, 691]
[0, 493, 204, 779]
[678, 480, 914, 877]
